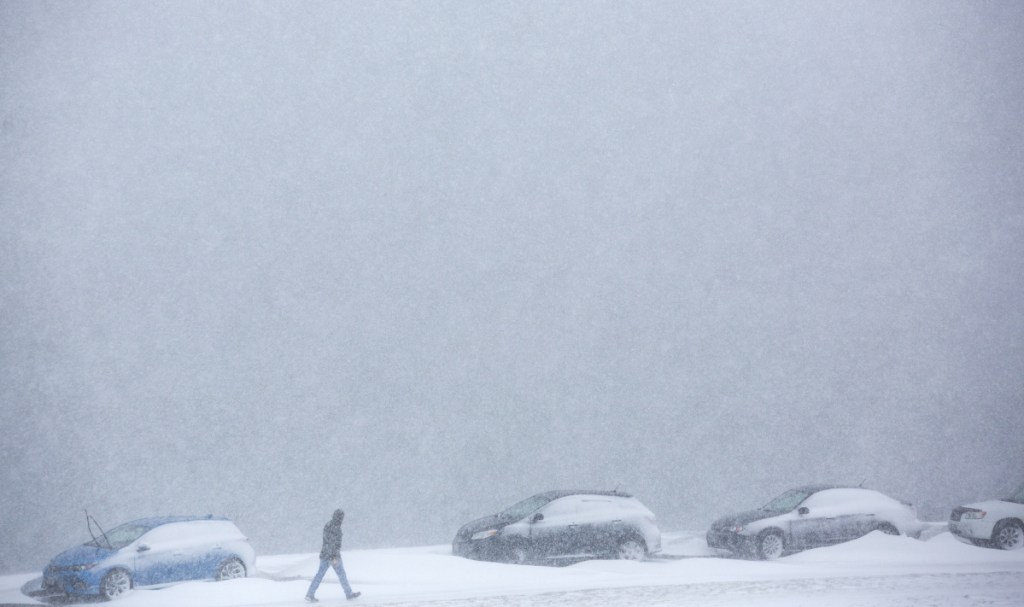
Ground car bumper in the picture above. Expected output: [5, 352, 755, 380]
[949, 519, 996, 542]
[42, 570, 101, 596]
[452, 538, 509, 561]
[706, 529, 757, 554]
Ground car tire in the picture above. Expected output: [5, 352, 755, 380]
[100, 568, 132, 600]
[992, 520, 1024, 550]
[215, 557, 247, 581]
[505, 542, 530, 565]
[616, 538, 647, 561]
[876, 523, 900, 536]
[757, 529, 785, 560]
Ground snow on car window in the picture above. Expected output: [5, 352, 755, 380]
[575, 499, 615, 522]
[618, 498, 655, 518]
[500, 495, 552, 520]
[762, 489, 814, 513]
[139, 522, 198, 547]
[540, 497, 580, 522]
[140, 521, 244, 549]
[197, 520, 247, 541]
[801, 489, 902, 515]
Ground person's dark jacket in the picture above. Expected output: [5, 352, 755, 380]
[320, 516, 343, 560]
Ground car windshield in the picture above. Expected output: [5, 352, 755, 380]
[1007, 483, 1024, 504]
[499, 495, 553, 520]
[761, 489, 814, 513]
[85, 523, 152, 549]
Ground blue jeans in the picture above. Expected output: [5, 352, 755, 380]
[306, 557, 354, 599]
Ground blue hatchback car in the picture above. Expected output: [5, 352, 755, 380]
[42, 515, 256, 600]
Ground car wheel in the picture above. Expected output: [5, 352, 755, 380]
[757, 529, 785, 560]
[876, 523, 900, 536]
[216, 557, 247, 581]
[992, 520, 1024, 550]
[505, 543, 530, 564]
[616, 539, 647, 561]
[100, 568, 132, 600]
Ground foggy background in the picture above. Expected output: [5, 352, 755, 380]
[2, 0, 1023, 575]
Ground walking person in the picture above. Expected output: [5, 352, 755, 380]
[306, 509, 360, 601]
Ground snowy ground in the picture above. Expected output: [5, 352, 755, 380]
[3, 530, 1022, 606]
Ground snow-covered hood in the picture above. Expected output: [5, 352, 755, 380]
[710, 509, 777, 530]
[49, 543, 117, 568]
[456, 513, 515, 539]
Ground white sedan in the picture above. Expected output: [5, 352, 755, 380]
[949, 482, 1024, 550]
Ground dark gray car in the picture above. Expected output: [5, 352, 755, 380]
[707, 485, 923, 559]
[452, 490, 661, 564]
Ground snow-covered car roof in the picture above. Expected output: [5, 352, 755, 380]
[536, 490, 634, 500]
[122, 515, 229, 530]
[789, 484, 841, 495]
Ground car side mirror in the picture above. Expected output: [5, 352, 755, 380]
[798, 507, 809, 516]
[531, 513, 544, 523]
[137, 544, 150, 552]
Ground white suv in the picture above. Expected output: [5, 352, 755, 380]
[949, 483, 1024, 550]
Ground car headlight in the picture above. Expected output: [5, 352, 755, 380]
[68, 564, 96, 572]
[471, 529, 499, 541]
[731, 525, 745, 533]
[962, 510, 987, 520]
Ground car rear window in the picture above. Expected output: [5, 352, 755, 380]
[617, 498, 654, 518]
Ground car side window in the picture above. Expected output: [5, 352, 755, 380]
[190, 520, 241, 542]
[801, 490, 841, 509]
[801, 489, 875, 516]
[539, 497, 579, 523]
[138, 522, 200, 550]
[99, 524, 151, 549]
[616, 499, 645, 517]
[576, 499, 615, 522]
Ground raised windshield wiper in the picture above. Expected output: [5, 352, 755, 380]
[86, 510, 113, 550]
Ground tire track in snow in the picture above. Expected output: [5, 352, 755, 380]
[368, 572, 1024, 607]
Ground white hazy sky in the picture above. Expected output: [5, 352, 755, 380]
[2, 0, 1022, 574]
